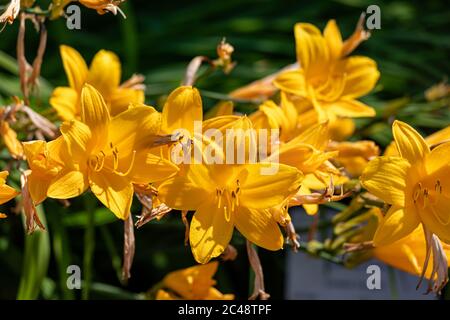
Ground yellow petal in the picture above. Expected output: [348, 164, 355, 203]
[158, 164, 213, 211]
[426, 141, 450, 176]
[328, 117, 355, 141]
[60, 120, 92, 162]
[239, 163, 302, 209]
[235, 207, 283, 251]
[204, 288, 235, 300]
[299, 184, 318, 215]
[1, 121, 23, 158]
[108, 87, 145, 116]
[273, 70, 307, 96]
[324, 19, 343, 60]
[373, 205, 420, 246]
[0, 171, 9, 184]
[204, 101, 234, 120]
[27, 172, 50, 205]
[87, 49, 121, 98]
[89, 171, 133, 220]
[47, 170, 88, 199]
[373, 225, 424, 277]
[342, 56, 380, 98]
[50, 86, 79, 121]
[425, 125, 450, 147]
[80, 84, 110, 139]
[60, 45, 88, 92]
[127, 151, 179, 184]
[290, 122, 329, 150]
[360, 156, 410, 206]
[161, 86, 203, 135]
[156, 289, 177, 300]
[326, 99, 376, 118]
[109, 105, 161, 155]
[393, 120, 429, 164]
[190, 201, 234, 264]
[163, 262, 217, 299]
[0, 184, 19, 205]
[294, 23, 329, 75]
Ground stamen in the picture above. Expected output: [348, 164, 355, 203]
[114, 150, 137, 176]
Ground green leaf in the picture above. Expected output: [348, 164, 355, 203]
[17, 206, 50, 300]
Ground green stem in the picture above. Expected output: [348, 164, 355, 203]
[82, 195, 96, 300]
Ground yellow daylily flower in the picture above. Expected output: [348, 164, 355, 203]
[48, 84, 178, 219]
[361, 121, 450, 245]
[50, 45, 144, 121]
[273, 19, 379, 123]
[361, 120, 450, 292]
[158, 143, 303, 263]
[23, 137, 70, 205]
[0, 171, 20, 218]
[155, 262, 234, 300]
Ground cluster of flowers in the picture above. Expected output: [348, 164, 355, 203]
[1, 0, 449, 299]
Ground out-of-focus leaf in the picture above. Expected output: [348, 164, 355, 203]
[17, 205, 50, 300]
[63, 207, 117, 228]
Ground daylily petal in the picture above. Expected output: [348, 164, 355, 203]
[60, 120, 92, 163]
[27, 172, 50, 205]
[235, 207, 283, 251]
[425, 142, 450, 178]
[299, 184, 318, 215]
[393, 120, 429, 164]
[342, 56, 380, 98]
[80, 84, 110, 140]
[324, 19, 343, 60]
[127, 151, 179, 184]
[294, 23, 329, 75]
[109, 87, 145, 116]
[109, 105, 161, 155]
[273, 70, 307, 96]
[161, 86, 203, 135]
[47, 170, 89, 199]
[360, 156, 410, 206]
[60, 45, 88, 92]
[326, 99, 375, 118]
[87, 49, 121, 98]
[50, 86, 79, 121]
[373, 205, 420, 246]
[89, 171, 133, 220]
[158, 164, 213, 211]
[239, 163, 302, 210]
[0, 182, 19, 205]
[190, 201, 234, 264]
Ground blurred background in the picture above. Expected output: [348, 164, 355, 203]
[0, 0, 448, 299]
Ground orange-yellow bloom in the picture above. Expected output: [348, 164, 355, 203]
[361, 121, 450, 245]
[159, 117, 303, 263]
[361, 120, 450, 292]
[50, 45, 144, 121]
[46, 84, 177, 219]
[155, 262, 234, 300]
[274, 20, 379, 123]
